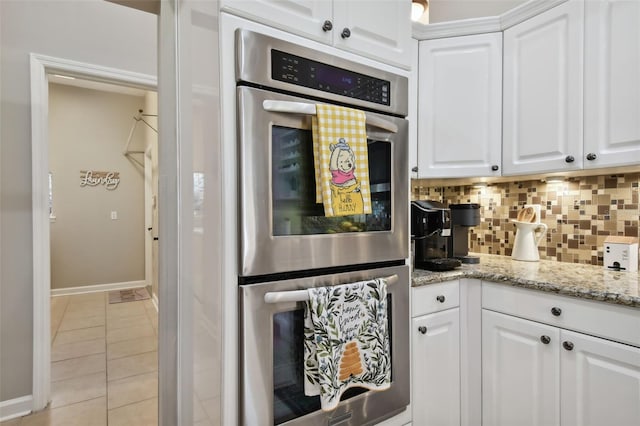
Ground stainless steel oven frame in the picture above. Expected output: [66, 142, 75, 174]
[236, 29, 409, 278]
[239, 264, 410, 426]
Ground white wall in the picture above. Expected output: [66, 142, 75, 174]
[49, 83, 146, 289]
[429, 0, 528, 23]
[0, 0, 156, 404]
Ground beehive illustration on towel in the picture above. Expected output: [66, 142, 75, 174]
[339, 341, 363, 381]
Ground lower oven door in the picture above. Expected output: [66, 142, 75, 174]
[239, 264, 410, 426]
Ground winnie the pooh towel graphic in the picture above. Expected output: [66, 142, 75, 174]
[329, 139, 364, 216]
[312, 104, 371, 217]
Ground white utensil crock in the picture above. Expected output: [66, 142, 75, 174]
[512, 221, 548, 262]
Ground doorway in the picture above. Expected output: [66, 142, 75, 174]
[30, 54, 160, 418]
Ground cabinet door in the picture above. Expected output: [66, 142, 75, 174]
[220, 0, 332, 44]
[584, 0, 640, 168]
[561, 329, 640, 426]
[482, 310, 560, 426]
[409, 38, 419, 178]
[417, 32, 502, 178]
[412, 308, 460, 426]
[502, 0, 584, 175]
[333, 0, 411, 69]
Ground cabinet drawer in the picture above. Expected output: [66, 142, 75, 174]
[482, 282, 640, 347]
[412, 280, 459, 317]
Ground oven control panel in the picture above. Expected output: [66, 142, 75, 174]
[271, 49, 391, 106]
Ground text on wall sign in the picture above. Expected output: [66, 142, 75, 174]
[80, 170, 120, 190]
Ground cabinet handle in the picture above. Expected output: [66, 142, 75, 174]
[341, 28, 351, 39]
[411, 166, 418, 173]
[436, 295, 445, 303]
[565, 155, 575, 163]
[540, 335, 551, 344]
[322, 20, 333, 32]
[586, 153, 597, 161]
[491, 165, 499, 171]
[551, 307, 562, 316]
[563, 341, 574, 351]
[418, 326, 427, 334]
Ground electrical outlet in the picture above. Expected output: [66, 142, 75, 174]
[111, 211, 118, 220]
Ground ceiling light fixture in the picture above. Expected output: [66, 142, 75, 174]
[411, 0, 428, 22]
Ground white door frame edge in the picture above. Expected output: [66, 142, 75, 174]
[29, 53, 157, 411]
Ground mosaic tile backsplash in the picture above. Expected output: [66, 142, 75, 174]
[412, 173, 640, 265]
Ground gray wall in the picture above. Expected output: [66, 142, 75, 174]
[49, 83, 146, 289]
[0, 0, 156, 403]
[429, 0, 528, 23]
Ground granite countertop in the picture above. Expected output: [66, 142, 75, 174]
[412, 253, 640, 308]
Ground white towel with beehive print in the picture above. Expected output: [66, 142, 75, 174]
[312, 104, 371, 216]
[303, 278, 391, 411]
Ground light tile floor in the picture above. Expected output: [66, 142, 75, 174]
[2, 291, 158, 426]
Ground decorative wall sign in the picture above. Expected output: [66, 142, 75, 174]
[80, 170, 120, 190]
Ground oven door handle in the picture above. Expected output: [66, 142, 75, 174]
[262, 100, 399, 134]
[263, 274, 399, 304]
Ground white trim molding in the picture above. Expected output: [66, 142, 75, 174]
[50, 280, 147, 297]
[30, 53, 156, 412]
[0, 395, 33, 422]
[412, 0, 568, 40]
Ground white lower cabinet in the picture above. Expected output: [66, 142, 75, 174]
[482, 308, 640, 426]
[482, 310, 560, 426]
[561, 329, 640, 426]
[412, 308, 461, 426]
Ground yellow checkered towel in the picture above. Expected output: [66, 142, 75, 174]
[312, 104, 371, 217]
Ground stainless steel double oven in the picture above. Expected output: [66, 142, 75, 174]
[236, 29, 410, 426]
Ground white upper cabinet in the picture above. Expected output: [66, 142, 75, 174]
[417, 32, 502, 178]
[584, 0, 640, 168]
[220, 0, 412, 69]
[502, 0, 584, 175]
[333, 0, 411, 68]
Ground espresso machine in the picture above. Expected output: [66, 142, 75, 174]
[448, 203, 481, 263]
[411, 201, 461, 271]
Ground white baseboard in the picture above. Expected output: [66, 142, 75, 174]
[0, 395, 32, 422]
[51, 280, 146, 297]
[152, 292, 159, 312]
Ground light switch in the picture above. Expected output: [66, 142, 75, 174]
[111, 211, 118, 220]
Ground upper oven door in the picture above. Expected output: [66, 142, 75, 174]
[238, 86, 409, 277]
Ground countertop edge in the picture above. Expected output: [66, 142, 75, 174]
[411, 268, 640, 309]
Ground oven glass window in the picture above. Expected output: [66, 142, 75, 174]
[273, 295, 392, 424]
[272, 126, 392, 236]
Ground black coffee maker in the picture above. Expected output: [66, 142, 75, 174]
[411, 201, 461, 271]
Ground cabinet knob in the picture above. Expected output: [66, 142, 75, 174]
[411, 166, 418, 173]
[436, 295, 445, 303]
[563, 341, 574, 351]
[341, 28, 351, 39]
[540, 335, 551, 344]
[586, 153, 597, 161]
[551, 307, 562, 316]
[565, 155, 575, 163]
[491, 165, 499, 171]
[322, 20, 333, 32]
[418, 326, 427, 334]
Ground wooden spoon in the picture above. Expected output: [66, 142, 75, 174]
[517, 207, 536, 223]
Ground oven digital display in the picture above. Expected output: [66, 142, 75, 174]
[271, 49, 391, 106]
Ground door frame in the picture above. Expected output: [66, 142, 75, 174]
[29, 53, 160, 410]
